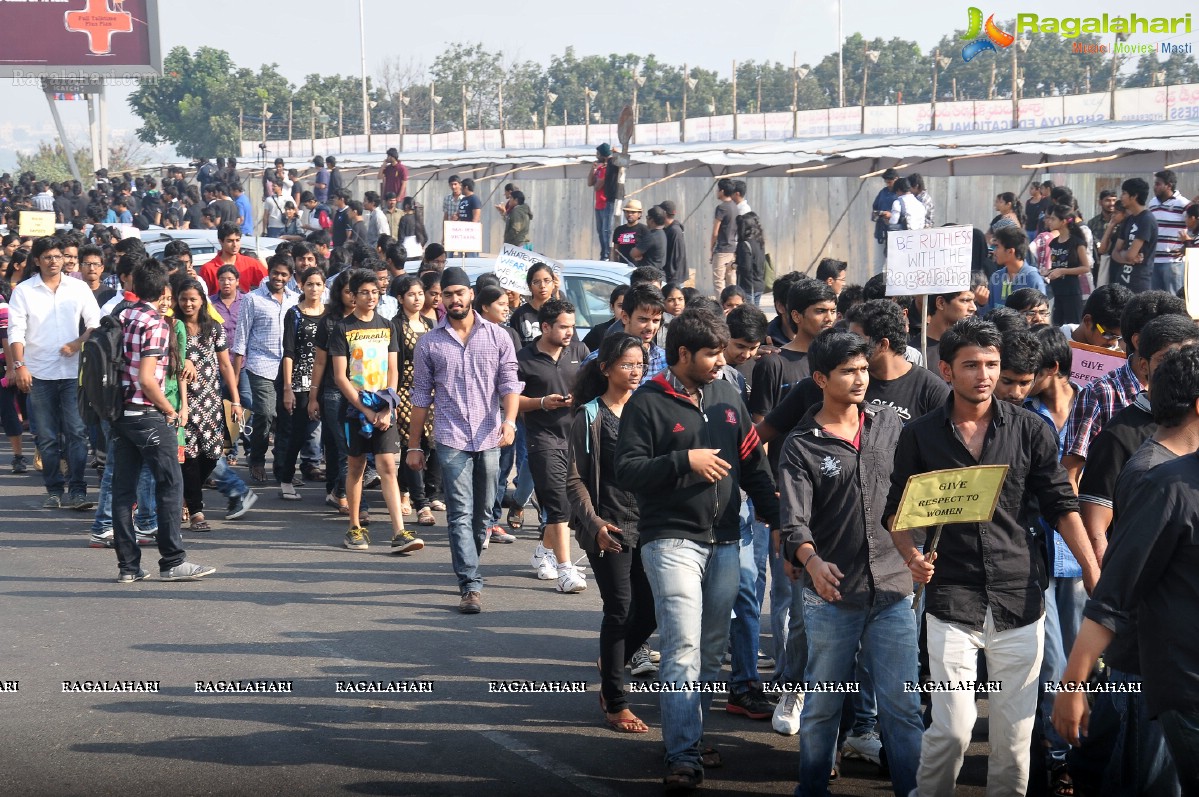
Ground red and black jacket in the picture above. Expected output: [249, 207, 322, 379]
[615, 372, 780, 545]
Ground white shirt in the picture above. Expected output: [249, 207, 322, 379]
[890, 194, 927, 230]
[263, 194, 287, 229]
[736, 200, 752, 216]
[8, 273, 103, 380]
[367, 206, 389, 242]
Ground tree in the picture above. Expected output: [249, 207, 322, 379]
[1123, 50, 1199, 88]
[16, 140, 147, 184]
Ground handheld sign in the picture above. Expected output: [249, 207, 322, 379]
[442, 221, 483, 253]
[891, 465, 1008, 531]
[885, 225, 973, 298]
[1186, 248, 1199, 319]
[494, 244, 563, 296]
[19, 211, 56, 237]
[1067, 341, 1126, 386]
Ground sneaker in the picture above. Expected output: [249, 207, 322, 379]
[429, 499, 446, 512]
[302, 465, 326, 481]
[417, 507, 435, 526]
[67, 492, 95, 511]
[481, 528, 490, 550]
[842, 731, 883, 766]
[325, 492, 343, 509]
[726, 689, 775, 720]
[556, 564, 587, 593]
[459, 591, 482, 614]
[279, 482, 301, 501]
[226, 490, 258, 520]
[89, 529, 115, 548]
[389, 530, 425, 554]
[117, 569, 148, 583]
[531, 543, 559, 580]
[489, 526, 516, 544]
[160, 562, 217, 581]
[758, 651, 776, 670]
[344, 527, 370, 550]
[136, 531, 157, 546]
[629, 645, 659, 677]
[11, 455, 27, 474]
[364, 467, 381, 488]
[772, 691, 804, 736]
[649, 648, 661, 664]
[42, 493, 62, 509]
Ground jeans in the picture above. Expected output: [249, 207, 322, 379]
[768, 541, 796, 681]
[91, 423, 157, 533]
[275, 390, 321, 485]
[29, 378, 88, 495]
[1152, 262, 1185, 295]
[320, 388, 349, 498]
[796, 590, 923, 797]
[111, 410, 186, 575]
[437, 443, 498, 596]
[247, 371, 285, 468]
[640, 537, 741, 769]
[595, 207, 612, 261]
[488, 442, 516, 528]
[210, 455, 249, 499]
[730, 498, 769, 693]
[1159, 709, 1199, 793]
[1068, 669, 1179, 797]
[918, 610, 1044, 797]
[587, 543, 657, 714]
[1038, 575, 1087, 765]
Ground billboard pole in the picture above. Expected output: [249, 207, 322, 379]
[41, 84, 83, 183]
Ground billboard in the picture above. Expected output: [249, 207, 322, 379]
[0, 0, 161, 79]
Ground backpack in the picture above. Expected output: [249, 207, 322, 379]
[78, 314, 127, 424]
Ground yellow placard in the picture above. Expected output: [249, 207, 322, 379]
[891, 465, 1008, 531]
[19, 211, 56, 237]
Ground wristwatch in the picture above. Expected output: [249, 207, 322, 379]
[12, 361, 25, 369]
[502, 420, 517, 430]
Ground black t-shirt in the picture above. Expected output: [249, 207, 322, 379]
[183, 203, 206, 229]
[456, 194, 482, 222]
[517, 338, 590, 450]
[910, 334, 942, 374]
[765, 316, 792, 346]
[714, 201, 738, 253]
[1111, 210, 1158, 293]
[636, 228, 666, 270]
[93, 287, 117, 307]
[211, 199, 239, 226]
[1048, 234, 1084, 297]
[583, 317, 616, 352]
[314, 312, 348, 393]
[749, 348, 810, 420]
[1078, 395, 1156, 512]
[327, 313, 399, 393]
[612, 222, 649, 266]
[509, 302, 542, 349]
[327, 168, 344, 198]
[662, 221, 688, 285]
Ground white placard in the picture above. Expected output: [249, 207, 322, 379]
[1185, 248, 1199, 320]
[442, 221, 483, 253]
[885, 225, 974, 298]
[495, 244, 563, 296]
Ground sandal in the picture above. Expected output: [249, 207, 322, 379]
[190, 514, 212, 532]
[279, 483, 301, 501]
[400, 494, 413, 516]
[181, 507, 190, 524]
[663, 765, 703, 793]
[417, 507, 435, 526]
[507, 506, 524, 530]
[1051, 764, 1074, 797]
[605, 710, 649, 733]
[250, 465, 267, 483]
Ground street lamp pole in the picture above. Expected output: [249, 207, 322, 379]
[359, 0, 371, 151]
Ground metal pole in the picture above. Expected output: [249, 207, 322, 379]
[430, 81, 436, 137]
[43, 87, 83, 183]
[681, 62, 688, 142]
[288, 100, 293, 157]
[359, 0, 371, 152]
[837, 0, 844, 107]
[87, 92, 101, 176]
[239, 107, 244, 154]
[398, 90, 405, 149]
[792, 52, 799, 137]
[338, 99, 344, 154]
[732, 60, 738, 139]
[261, 101, 267, 146]
[461, 84, 468, 150]
[98, 81, 108, 170]
[932, 49, 940, 130]
[1011, 44, 1019, 128]
[498, 82, 505, 149]
[310, 101, 316, 156]
[584, 94, 590, 145]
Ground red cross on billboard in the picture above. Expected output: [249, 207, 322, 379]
[64, 0, 133, 56]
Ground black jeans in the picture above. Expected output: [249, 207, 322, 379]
[111, 409, 186, 575]
[181, 454, 219, 514]
[586, 543, 657, 713]
[276, 390, 321, 485]
[1160, 709, 1199, 793]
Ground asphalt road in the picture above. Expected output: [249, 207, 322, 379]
[0, 457, 993, 796]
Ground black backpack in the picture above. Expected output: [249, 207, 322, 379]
[78, 314, 127, 424]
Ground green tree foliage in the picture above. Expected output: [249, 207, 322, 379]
[16, 141, 146, 185]
[1123, 50, 1199, 88]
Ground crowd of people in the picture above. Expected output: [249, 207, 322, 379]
[1, 154, 1199, 797]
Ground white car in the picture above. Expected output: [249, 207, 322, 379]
[140, 230, 288, 263]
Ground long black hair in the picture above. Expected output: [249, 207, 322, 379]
[997, 191, 1026, 227]
[172, 277, 219, 342]
[324, 268, 354, 318]
[572, 334, 645, 411]
[1049, 203, 1086, 242]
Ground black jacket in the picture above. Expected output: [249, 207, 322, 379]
[615, 371, 780, 544]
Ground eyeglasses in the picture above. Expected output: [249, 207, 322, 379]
[356, 290, 380, 298]
[1024, 308, 1051, 321]
[615, 363, 646, 372]
[1094, 323, 1122, 343]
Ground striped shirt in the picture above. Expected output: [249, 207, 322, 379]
[231, 282, 299, 380]
[118, 302, 170, 406]
[1062, 360, 1142, 460]
[1149, 190, 1191, 266]
[443, 192, 461, 220]
[411, 312, 524, 452]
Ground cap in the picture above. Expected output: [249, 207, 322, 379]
[658, 200, 677, 216]
[623, 199, 643, 213]
[597, 143, 612, 158]
[440, 266, 471, 290]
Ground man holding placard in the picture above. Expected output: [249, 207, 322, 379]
[778, 329, 924, 796]
[885, 317, 1100, 797]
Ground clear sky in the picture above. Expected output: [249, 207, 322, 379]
[0, 0, 1184, 169]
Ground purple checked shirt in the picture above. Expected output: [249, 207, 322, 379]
[411, 311, 523, 452]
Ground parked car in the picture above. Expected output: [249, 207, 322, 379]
[140, 230, 287, 264]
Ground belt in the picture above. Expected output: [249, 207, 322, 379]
[123, 406, 162, 417]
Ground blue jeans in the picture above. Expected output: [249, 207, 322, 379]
[29, 378, 88, 495]
[796, 590, 923, 797]
[320, 388, 349, 497]
[437, 444, 498, 596]
[769, 540, 796, 681]
[595, 208, 612, 261]
[1068, 669, 1179, 796]
[91, 423, 157, 533]
[1152, 262, 1184, 295]
[210, 455, 249, 499]
[1039, 575, 1087, 765]
[247, 371, 284, 468]
[488, 442, 515, 528]
[640, 537, 741, 770]
[730, 499, 769, 693]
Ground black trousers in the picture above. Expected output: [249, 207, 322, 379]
[586, 543, 657, 713]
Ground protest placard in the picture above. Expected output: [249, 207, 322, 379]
[1068, 340, 1126, 386]
[443, 221, 483, 253]
[1186, 248, 1199, 319]
[885, 225, 973, 298]
[18, 211, 55, 237]
[891, 465, 1008, 531]
[494, 244, 563, 296]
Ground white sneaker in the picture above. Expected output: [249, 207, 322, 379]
[772, 691, 804, 736]
[842, 730, 882, 766]
[531, 543, 558, 580]
[556, 564, 587, 593]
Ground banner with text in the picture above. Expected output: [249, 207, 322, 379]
[892, 465, 1008, 531]
[495, 244, 563, 296]
[1068, 341, 1126, 385]
[443, 221, 484, 253]
[885, 226, 973, 298]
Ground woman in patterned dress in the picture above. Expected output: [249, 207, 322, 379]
[392, 275, 436, 526]
[175, 278, 238, 531]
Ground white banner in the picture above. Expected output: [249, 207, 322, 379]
[443, 221, 483, 253]
[885, 225, 974, 297]
[495, 243, 563, 296]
